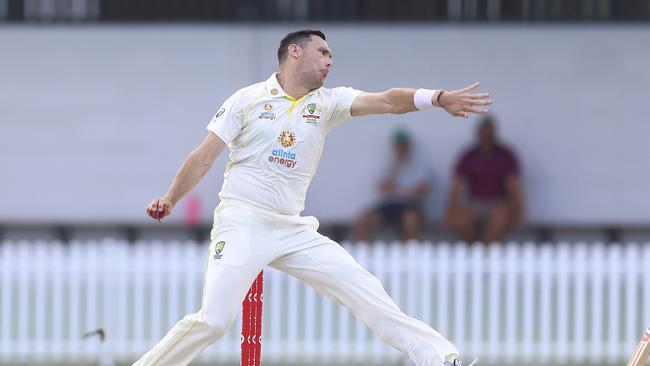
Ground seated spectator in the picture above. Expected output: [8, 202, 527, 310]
[353, 130, 429, 242]
[444, 116, 523, 243]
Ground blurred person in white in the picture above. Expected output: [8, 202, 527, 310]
[444, 116, 523, 243]
[136, 29, 491, 366]
[353, 129, 429, 242]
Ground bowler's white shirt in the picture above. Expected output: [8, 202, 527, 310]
[207, 73, 361, 215]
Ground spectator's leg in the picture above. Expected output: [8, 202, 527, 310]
[445, 208, 477, 243]
[352, 209, 380, 242]
[484, 204, 511, 243]
[401, 208, 422, 241]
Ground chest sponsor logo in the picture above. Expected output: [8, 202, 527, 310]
[269, 131, 298, 168]
[277, 130, 296, 148]
[259, 103, 276, 121]
[301, 103, 322, 125]
[268, 148, 297, 168]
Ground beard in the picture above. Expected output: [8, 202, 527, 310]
[298, 68, 324, 91]
[306, 74, 323, 90]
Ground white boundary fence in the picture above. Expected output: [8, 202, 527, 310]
[1, 240, 649, 365]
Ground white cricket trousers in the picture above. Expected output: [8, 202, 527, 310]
[133, 199, 458, 366]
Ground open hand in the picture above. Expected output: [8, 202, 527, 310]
[145, 197, 174, 223]
[438, 82, 492, 118]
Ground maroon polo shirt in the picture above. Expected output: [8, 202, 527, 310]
[455, 145, 519, 200]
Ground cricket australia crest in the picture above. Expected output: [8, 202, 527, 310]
[301, 103, 322, 125]
[214, 241, 225, 260]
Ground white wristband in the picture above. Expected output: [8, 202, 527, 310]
[414, 88, 442, 110]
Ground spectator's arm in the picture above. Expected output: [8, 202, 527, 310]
[506, 174, 524, 227]
[379, 163, 402, 194]
[444, 175, 465, 218]
[379, 178, 393, 194]
[405, 181, 428, 200]
[379, 174, 396, 194]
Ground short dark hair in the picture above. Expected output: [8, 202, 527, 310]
[277, 29, 326, 65]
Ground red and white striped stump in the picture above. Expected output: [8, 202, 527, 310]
[241, 271, 264, 366]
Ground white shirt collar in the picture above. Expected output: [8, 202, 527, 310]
[265, 73, 288, 98]
[265, 73, 319, 100]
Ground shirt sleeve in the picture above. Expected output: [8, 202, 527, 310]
[324, 86, 362, 134]
[206, 92, 244, 145]
[503, 148, 520, 176]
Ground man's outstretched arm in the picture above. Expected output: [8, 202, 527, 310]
[350, 82, 491, 118]
[145, 132, 226, 222]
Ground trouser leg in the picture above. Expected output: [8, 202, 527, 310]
[270, 242, 458, 366]
[132, 249, 264, 366]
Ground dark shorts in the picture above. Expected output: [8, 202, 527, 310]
[375, 201, 422, 223]
[467, 199, 507, 221]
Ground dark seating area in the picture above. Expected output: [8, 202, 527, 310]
[2, 222, 649, 244]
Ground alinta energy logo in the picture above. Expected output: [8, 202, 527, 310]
[259, 103, 276, 121]
[301, 103, 321, 125]
[268, 131, 297, 168]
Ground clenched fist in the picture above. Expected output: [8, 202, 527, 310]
[146, 197, 174, 223]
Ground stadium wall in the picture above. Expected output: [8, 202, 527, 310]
[1, 24, 648, 225]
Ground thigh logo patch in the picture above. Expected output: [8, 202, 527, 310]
[214, 241, 225, 260]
